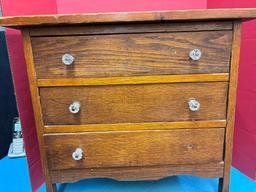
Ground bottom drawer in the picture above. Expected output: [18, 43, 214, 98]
[44, 128, 224, 171]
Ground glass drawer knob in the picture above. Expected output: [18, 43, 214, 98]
[62, 53, 75, 65]
[188, 99, 200, 112]
[189, 49, 202, 61]
[72, 148, 83, 161]
[69, 101, 81, 114]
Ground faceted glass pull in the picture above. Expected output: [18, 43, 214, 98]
[72, 148, 83, 161]
[69, 101, 81, 114]
[189, 49, 202, 61]
[62, 53, 75, 65]
[188, 99, 200, 112]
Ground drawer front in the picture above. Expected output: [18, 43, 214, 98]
[44, 128, 225, 170]
[40, 82, 228, 126]
[32, 31, 232, 78]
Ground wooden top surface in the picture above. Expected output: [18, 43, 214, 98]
[0, 8, 256, 28]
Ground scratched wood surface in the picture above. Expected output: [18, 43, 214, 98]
[32, 31, 232, 78]
[50, 162, 225, 183]
[40, 82, 228, 126]
[44, 128, 225, 170]
[43, 120, 226, 133]
[29, 21, 233, 36]
[37, 74, 229, 87]
[3, 9, 251, 191]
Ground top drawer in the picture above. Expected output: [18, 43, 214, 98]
[31, 30, 232, 79]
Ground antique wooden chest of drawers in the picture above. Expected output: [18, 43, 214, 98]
[1, 8, 256, 192]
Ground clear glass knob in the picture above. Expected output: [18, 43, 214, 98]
[72, 148, 83, 161]
[189, 49, 202, 61]
[69, 101, 81, 114]
[62, 53, 75, 65]
[188, 99, 200, 112]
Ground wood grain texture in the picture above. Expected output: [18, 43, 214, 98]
[44, 120, 226, 133]
[40, 82, 228, 125]
[32, 31, 232, 78]
[50, 162, 224, 183]
[1, 8, 256, 27]
[44, 129, 225, 171]
[29, 21, 232, 36]
[22, 29, 56, 192]
[13, 12, 249, 190]
[220, 21, 242, 192]
[37, 74, 229, 87]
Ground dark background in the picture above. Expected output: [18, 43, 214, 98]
[0, 31, 18, 159]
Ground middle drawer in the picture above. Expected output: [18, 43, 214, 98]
[40, 82, 228, 126]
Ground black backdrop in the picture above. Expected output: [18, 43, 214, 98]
[0, 31, 18, 159]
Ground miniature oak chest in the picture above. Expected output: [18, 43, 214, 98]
[1, 8, 256, 192]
